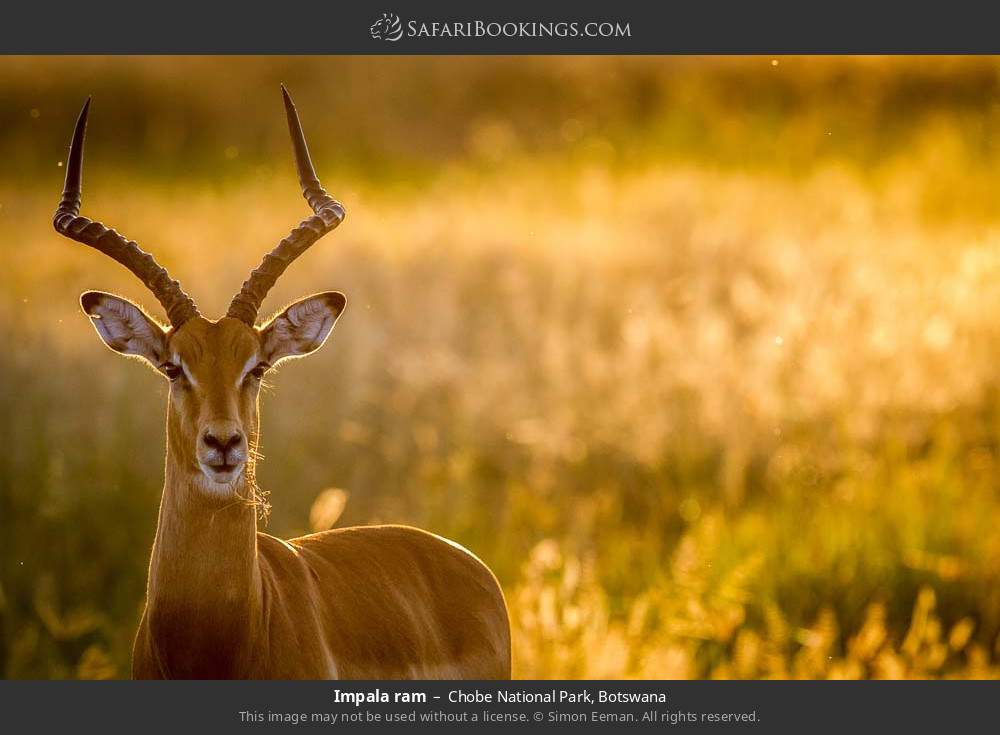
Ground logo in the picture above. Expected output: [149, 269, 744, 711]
[370, 13, 403, 42]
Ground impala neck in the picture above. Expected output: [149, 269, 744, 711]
[144, 416, 264, 676]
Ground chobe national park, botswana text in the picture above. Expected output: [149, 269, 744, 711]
[327, 687, 668, 705]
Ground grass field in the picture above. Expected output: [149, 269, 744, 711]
[3, 57, 1000, 678]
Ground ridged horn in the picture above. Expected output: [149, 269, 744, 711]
[226, 85, 345, 326]
[53, 98, 200, 328]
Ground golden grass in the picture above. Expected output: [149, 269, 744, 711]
[3, 56, 1000, 679]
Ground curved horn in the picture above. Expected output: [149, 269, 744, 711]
[226, 85, 345, 326]
[53, 98, 200, 328]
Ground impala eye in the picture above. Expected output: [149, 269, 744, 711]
[249, 362, 269, 381]
[162, 363, 182, 382]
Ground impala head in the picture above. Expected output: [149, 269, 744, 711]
[54, 87, 346, 498]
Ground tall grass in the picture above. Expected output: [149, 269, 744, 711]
[3, 57, 1000, 678]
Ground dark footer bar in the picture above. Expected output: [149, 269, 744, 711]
[0, 680, 995, 733]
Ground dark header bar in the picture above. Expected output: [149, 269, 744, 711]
[3, 1, 1000, 54]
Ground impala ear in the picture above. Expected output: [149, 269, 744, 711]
[259, 292, 346, 365]
[80, 291, 169, 367]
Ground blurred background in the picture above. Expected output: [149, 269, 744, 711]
[3, 56, 1000, 679]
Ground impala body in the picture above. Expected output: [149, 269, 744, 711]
[54, 89, 511, 679]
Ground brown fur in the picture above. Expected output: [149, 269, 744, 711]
[81, 307, 510, 680]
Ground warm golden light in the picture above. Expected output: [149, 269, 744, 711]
[2, 56, 1000, 679]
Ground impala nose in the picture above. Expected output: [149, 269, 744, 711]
[202, 427, 244, 455]
[200, 421, 246, 474]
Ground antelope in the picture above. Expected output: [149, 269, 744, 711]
[53, 88, 511, 679]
